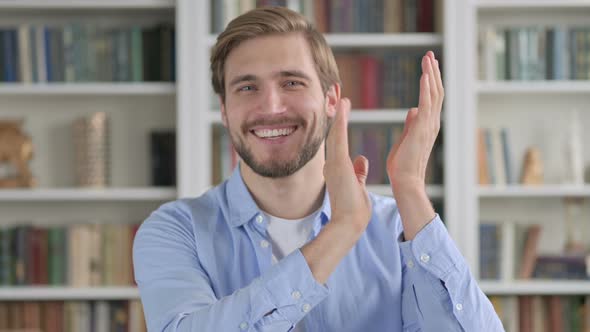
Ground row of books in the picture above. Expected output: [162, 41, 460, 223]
[0, 23, 175, 83]
[211, 0, 438, 34]
[479, 25, 590, 81]
[480, 221, 590, 281]
[336, 52, 434, 110]
[209, 52, 433, 110]
[312, 0, 436, 33]
[211, 124, 444, 186]
[0, 223, 140, 287]
[477, 127, 515, 186]
[489, 295, 590, 332]
[0, 300, 146, 332]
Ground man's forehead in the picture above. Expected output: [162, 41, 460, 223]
[224, 33, 317, 80]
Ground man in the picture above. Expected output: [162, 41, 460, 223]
[133, 7, 503, 332]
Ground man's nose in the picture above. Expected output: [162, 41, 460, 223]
[260, 87, 287, 114]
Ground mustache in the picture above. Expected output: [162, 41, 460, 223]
[242, 115, 306, 132]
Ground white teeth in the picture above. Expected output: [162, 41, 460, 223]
[253, 127, 295, 138]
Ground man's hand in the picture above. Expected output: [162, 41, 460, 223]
[386, 51, 444, 240]
[301, 98, 372, 284]
[324, 97, 372, 233]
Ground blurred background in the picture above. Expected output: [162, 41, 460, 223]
[0, 0, 589, 331]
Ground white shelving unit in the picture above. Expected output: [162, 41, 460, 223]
[0, 287, 139, 301]
[469, 0, 590, 303]
[480, 281, 590, 295]
[0, 0, 464, 311]
[0, 0, 182, 306]
[479, 185, 590, 198]
[477, 81, 590, 94]
[206, 33, 443, 48]
[0, 82, 175, 95]
[0, 188, 176, 201]
[0, 0, 175, 9]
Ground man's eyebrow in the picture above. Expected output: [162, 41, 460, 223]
[278, 70, 311, 81]
[228, 74, 257, 88]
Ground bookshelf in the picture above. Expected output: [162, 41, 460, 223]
[0, 0, 483, 329]
[470, 0, 590, 328]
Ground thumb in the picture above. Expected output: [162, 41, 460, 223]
[352, 155, 369, 186]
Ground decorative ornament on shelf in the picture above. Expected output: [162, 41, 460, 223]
[0, 120, 36, 188]
[73, 112, 110, 187]
[520, 147, 543, 185]
[564, 109, 584, 185]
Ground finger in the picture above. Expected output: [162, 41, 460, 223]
[428, 51, 444, 100]
[425, 55, 438, 108]
[352, 155, 369, 186]
[326, 98, 351, 164]
[418, 70, 431, 116]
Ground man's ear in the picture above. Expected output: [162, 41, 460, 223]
[325, 83, 341, 118]
[220, 96, 229, 127]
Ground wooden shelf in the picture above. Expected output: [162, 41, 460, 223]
[479, 185, 590, 198]
[0, 287, 139, 300]
[480, 280, 590, 295]
[0, 188, 176, 202]
[477, 81, 590, 94]
[0, 0, 175, 9]
[0, 83, 176, 96]
[207, 33, 443, 48]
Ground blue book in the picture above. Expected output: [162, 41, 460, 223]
[500, 128, 513, 184]
[2, 29, 17, 82]
[44, 26, 53, 82]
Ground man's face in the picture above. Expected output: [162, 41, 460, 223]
[221, 33, 336, 178]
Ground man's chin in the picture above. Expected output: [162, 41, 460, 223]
[246, 159, 301, 179]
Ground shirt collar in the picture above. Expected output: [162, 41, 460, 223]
[226, 163, 332, 228]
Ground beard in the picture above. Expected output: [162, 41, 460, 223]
[227, 110, 331, 178]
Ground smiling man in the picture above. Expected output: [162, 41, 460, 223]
[133, 7, 503, 332]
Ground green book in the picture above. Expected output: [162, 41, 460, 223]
[130, 26, 143, 82]
[0, 228, 14, 285]
[48, 227, 66, 285]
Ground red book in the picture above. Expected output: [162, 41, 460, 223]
[39, 229, 49, 285]
[418, 0, 434, 32]
[29, 227, 41, 285]
[359, 56, 381, 110]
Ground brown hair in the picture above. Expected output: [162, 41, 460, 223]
[210, 7, 340, 101]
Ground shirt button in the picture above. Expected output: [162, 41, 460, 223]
[302, 303, 311, 313]
[420, 253, 430, 263]
[260, 240, 270, 248]
[292, 290, 302, 300]
[239, 322, 249, 330]
[456, 303, 463, 311]
[255, 215, 263, 224]
[407, 260, 414, 268]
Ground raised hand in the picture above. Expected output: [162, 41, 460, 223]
[323, 98, 372, 232]
[386, 51, 444, 195]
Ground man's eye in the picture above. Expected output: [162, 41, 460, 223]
[239, 85, 255, 92]
[285, 81, 302, 87]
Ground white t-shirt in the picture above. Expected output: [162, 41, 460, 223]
[262, 208, 320, 332]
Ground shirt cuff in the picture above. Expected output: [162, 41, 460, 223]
[398, 214, 466, 279]
[259, 248, 330, 326]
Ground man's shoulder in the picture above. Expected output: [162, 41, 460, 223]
[141, 182, 229, 232]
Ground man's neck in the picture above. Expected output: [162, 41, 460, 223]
[240, 153, 326, 220]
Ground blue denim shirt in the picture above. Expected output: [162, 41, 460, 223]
[133, 166, 503, 331]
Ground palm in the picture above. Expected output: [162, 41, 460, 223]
[386, 51, 444, 192]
